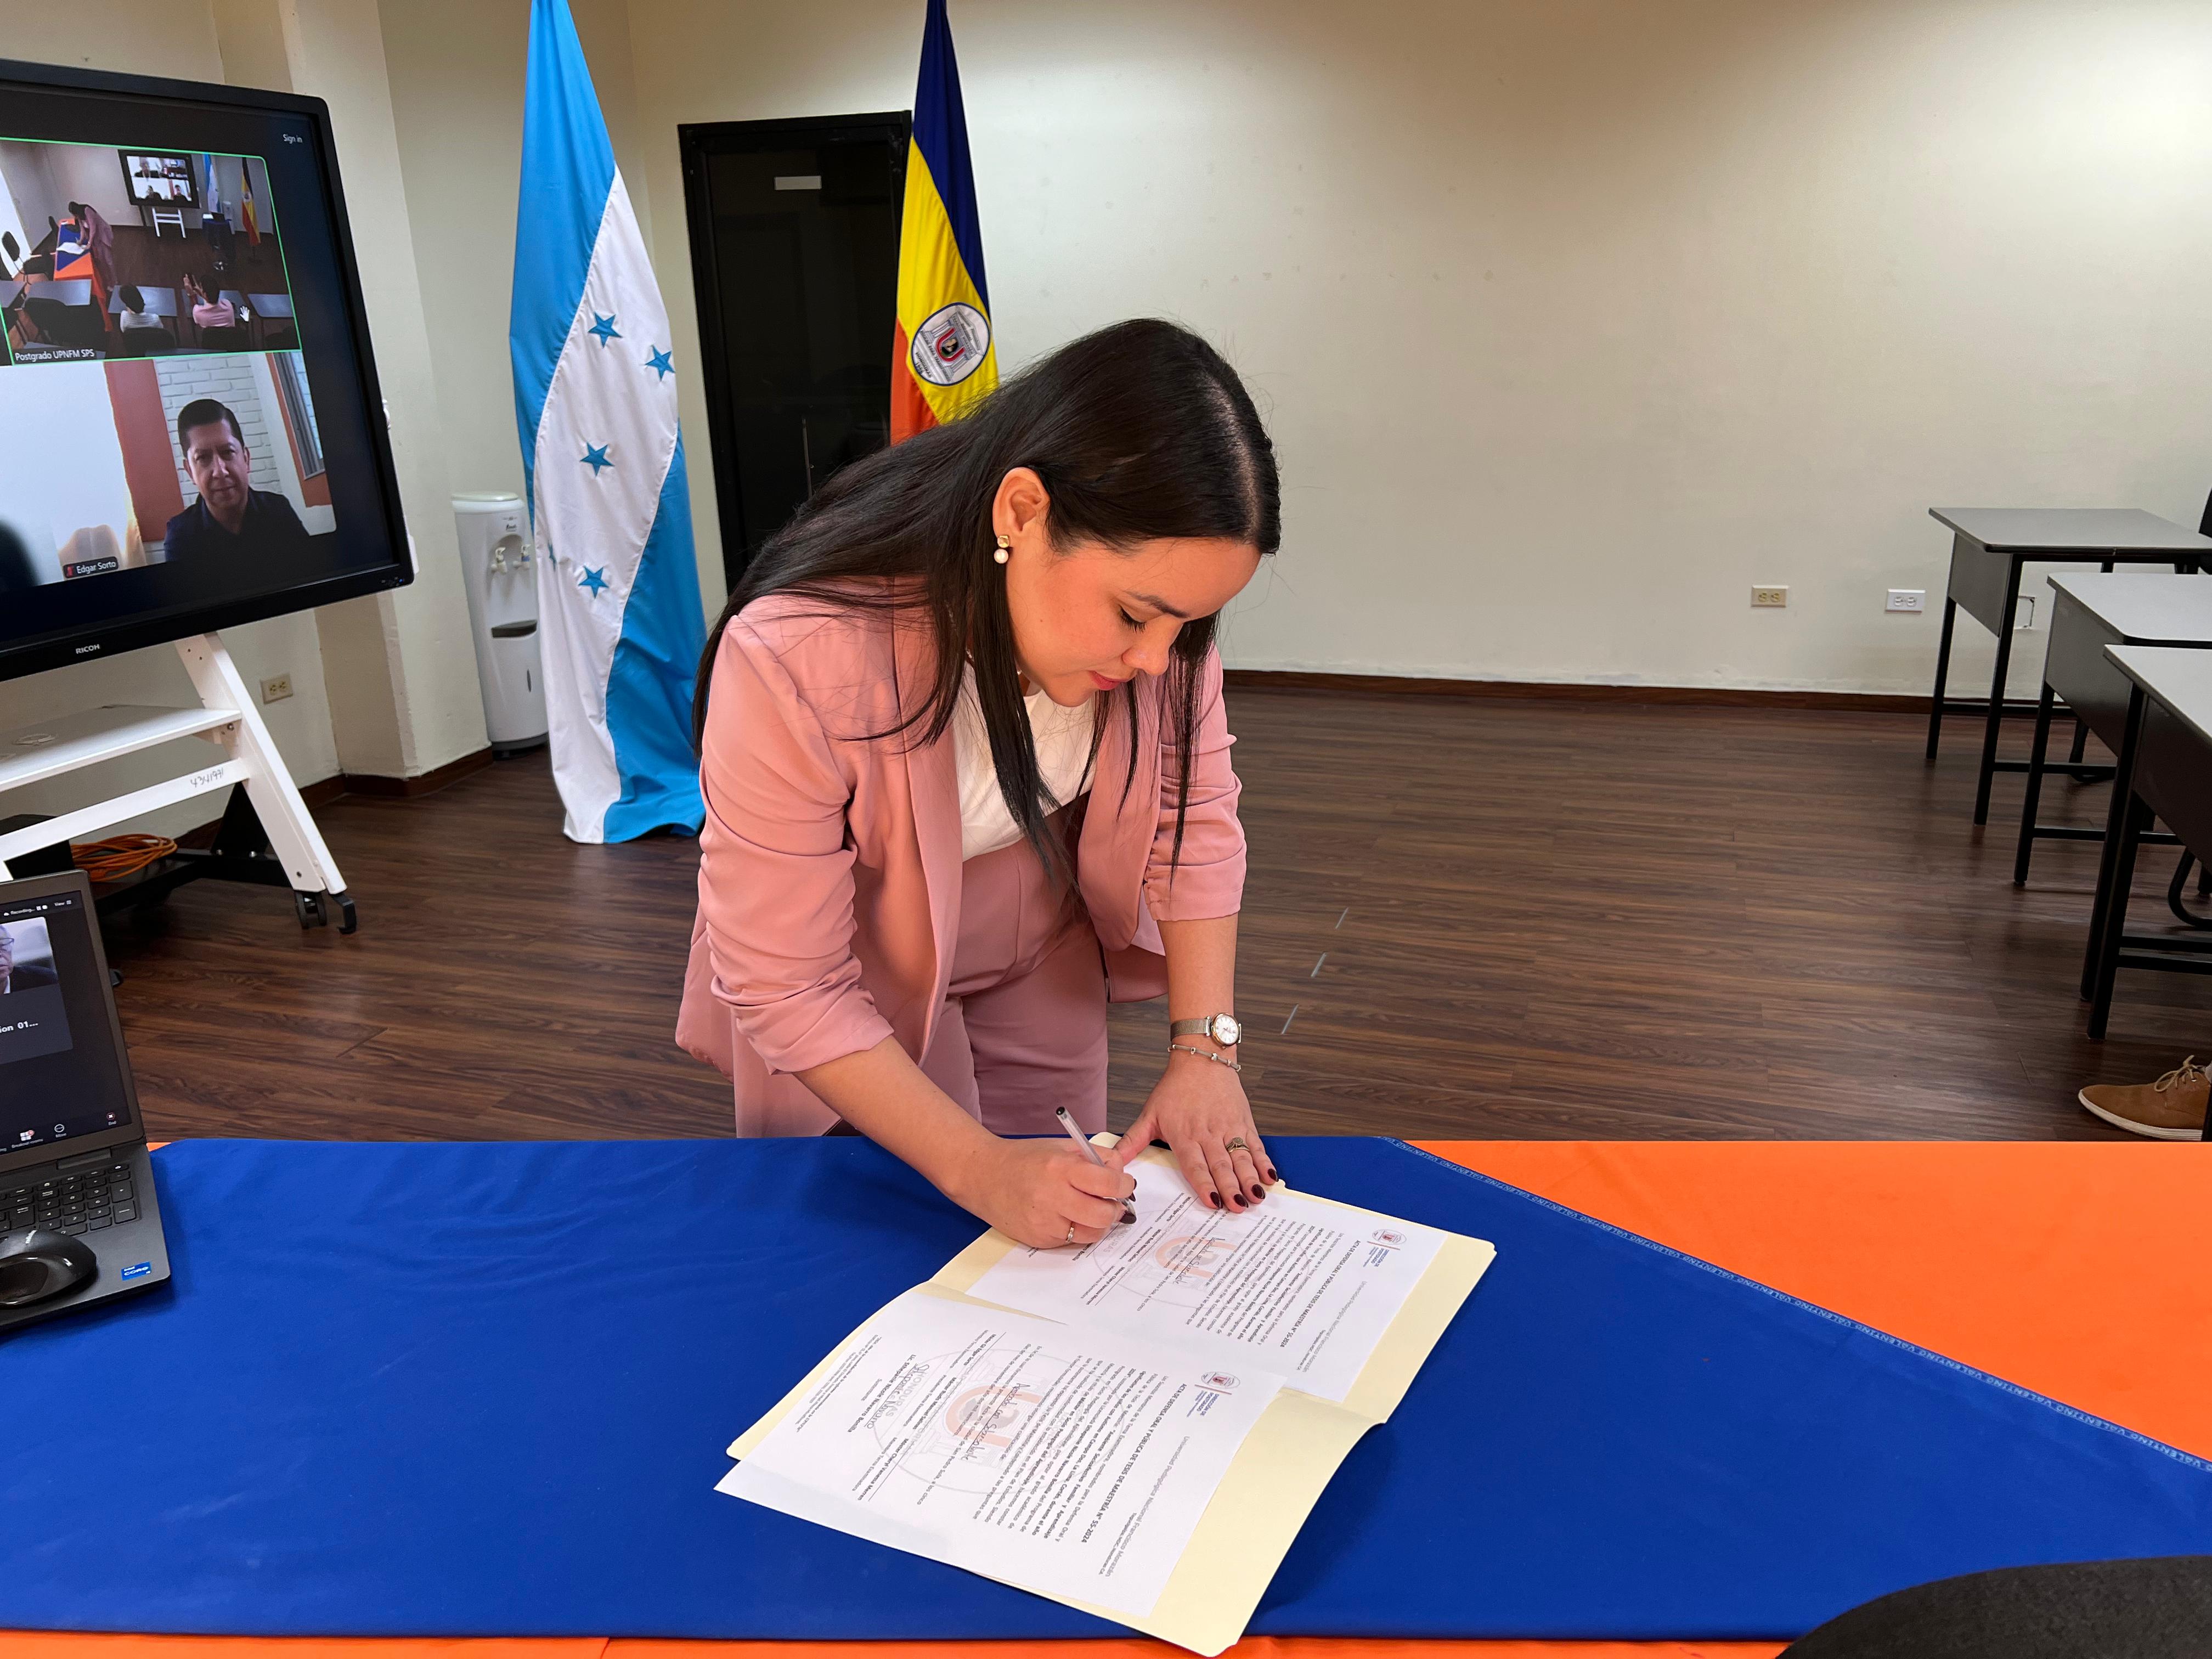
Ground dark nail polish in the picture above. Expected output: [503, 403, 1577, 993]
[1266, 1167, 1278, 1183]
[1229, 1193, 1247, 1210]
[1250, 1185, 1265, 1201]
[1208, 1192, 1221, 1209]
[1119, 1210, 1136, 1224]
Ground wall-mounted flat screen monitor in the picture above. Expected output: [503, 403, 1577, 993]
[0, 59, 410, 683]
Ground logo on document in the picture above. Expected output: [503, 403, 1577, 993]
[944, 1383, 1046, 1449]
[1370, 1228, 1405, 1249]
[1200, 1371, 1240, 1391]
[1154, 1234, 1235, 1282]
[911, 303, 990, 386]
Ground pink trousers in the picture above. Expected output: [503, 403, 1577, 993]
[910, 832, 1109, 1137]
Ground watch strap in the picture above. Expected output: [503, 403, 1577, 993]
[1170, 1015, 1238, 1043]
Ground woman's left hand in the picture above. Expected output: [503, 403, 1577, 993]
[1114, 1048, 1277, 1212]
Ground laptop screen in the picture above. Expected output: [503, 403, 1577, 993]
[0, 884, 134, 1154]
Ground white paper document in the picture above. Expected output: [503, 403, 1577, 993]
[964, 1159, 1447, 1403]
[717, 1287, 1282, 1617]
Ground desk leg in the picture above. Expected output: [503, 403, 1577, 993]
[2081, 686, 2147, 1000]
[2066, 710, 2090, 769]
[2073, 561, 2119, 762]
[2014, 680, 2057, 886]
[1972, 565, 2023, 825]
[1927, 596, 1957, 760]
[2088, 794, 2149, 1040]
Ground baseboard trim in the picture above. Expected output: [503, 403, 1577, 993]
[1222, 669, 1928, 714]
[335, 747, 496, 799]
[300, 775, 348, 810]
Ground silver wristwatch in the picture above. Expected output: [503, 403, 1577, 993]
[1169, 1013, 1242, 1048]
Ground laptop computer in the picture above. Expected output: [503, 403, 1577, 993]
[0, 869, 171, 1333]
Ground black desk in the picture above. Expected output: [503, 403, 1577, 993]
[246, 290, 294, 349]
[10, 276, 95, 309]
[2082, 645, 2212, 1039]
[1925, 508, 2210, 825]
[108, 284, 180, 318]
[2015, 573, 2212, 884]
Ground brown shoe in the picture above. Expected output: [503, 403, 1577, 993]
[2079, 1056, 2209, 1140]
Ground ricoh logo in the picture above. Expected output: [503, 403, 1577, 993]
[75, 644, 101, 654]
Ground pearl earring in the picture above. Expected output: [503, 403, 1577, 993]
[993, 533, 1011, 566]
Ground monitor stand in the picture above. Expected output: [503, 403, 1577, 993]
[0, 632, 356, 932]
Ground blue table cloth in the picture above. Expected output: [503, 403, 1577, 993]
[3, 1136, 2207, 1640]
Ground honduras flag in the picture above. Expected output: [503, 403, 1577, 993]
[510, 0, 704, 843]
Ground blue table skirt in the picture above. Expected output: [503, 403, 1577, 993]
[3, 1136, 2207, 1640]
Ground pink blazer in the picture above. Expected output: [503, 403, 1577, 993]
[676, 589, 1248, 1135]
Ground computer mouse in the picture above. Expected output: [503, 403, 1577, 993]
[0, 1228, 98, 1307]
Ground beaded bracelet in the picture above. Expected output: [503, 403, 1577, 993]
[1167, 1042, 1243, 1073]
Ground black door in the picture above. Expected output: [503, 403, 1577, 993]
[680, 113, 907, 594]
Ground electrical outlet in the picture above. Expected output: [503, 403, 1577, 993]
[1751, 586, 1788, 608]
[1887, 589, 1926, 613]
[260, 673, 294, 704]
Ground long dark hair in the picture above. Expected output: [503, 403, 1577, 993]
[694, 318, 1279, 874]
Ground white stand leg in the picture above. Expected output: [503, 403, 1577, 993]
[0, 631, 353, 931]
[171, 635, 347, 900]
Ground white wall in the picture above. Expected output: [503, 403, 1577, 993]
[627, 0, 2212, 696]
[276, 0, 492, 779]
[0, 138, 139, 233]
[0, 4, 340, 839]
[40, 140, 139, 225]
[377, 0, 653, 513]
[0, 363, 137, 584]
[7, 0, 2209, 842]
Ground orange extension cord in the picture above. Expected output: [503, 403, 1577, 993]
[71, 834, 179, 882]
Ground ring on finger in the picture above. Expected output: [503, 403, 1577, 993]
[1065, 1222, 1076, 1245]
[1226, 1137, 1249, 1152]
[1225, 1139, 1265, 1201]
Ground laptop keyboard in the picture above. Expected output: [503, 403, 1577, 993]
[1, 1159, 139, 1237]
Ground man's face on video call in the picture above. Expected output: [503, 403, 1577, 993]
[0, 926, 14, 987]
[184, 422, 251, 517]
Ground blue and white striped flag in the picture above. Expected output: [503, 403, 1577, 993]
[510, 0, 705, 843]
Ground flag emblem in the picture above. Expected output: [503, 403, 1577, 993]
[912, 302, 990, 386]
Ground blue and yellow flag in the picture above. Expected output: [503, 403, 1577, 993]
[891, 0, 995, 442]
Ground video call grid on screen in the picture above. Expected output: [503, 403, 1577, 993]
[0, 133, 321, 586]
[0, 62, 411, 679]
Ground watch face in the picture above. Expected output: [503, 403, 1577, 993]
[1212, 1014, 1242, 1046]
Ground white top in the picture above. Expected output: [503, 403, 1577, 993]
[952, 665, 1096, 861]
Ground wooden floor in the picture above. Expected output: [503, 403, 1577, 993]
[103, 688, 2209, 1143]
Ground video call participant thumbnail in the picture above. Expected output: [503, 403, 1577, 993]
[0, 920, 58, 994]
[165, 398, 311, 562]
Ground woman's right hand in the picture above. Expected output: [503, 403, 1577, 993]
[956, 1138, 1135, 1250]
